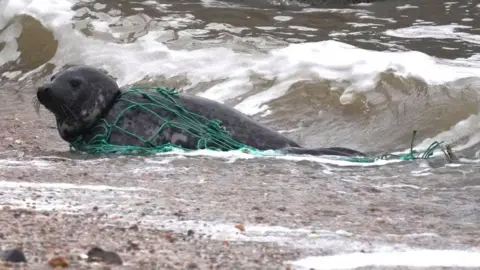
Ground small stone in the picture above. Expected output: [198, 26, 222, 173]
[277, 206, 287, 212]
[376, 217, 387, 224]
[127, 240, 140, 251]
[235, 224, 245, 232]
[187, 229, 195, 237]
[14, 139, 23, 145]
[0, 249, 27, 263]
[128, 224, 139, 231]
[254, 216, 264, 222]
[87, 247, 123, 265]
[162, 233, 176, 243]
[48, 256, 68, 268]
[173, 210, 184, 217]
[92, 206, 99, 211]
[186, 262, 199, 269]
[365, 186, 381, 193]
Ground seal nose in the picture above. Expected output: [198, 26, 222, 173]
[37, 84, 53, 103]
[37, 86, 50, 94]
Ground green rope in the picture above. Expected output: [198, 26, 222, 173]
[345, 130, 445, 163]
[68, 86, 446, 163]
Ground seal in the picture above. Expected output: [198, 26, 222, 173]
[36, 65, 365, 157]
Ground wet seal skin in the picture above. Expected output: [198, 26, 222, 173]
[36, 65, 365, 157]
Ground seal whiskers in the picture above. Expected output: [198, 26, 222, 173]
[32, 95, 41, 115]
[61, 104, 78, 122]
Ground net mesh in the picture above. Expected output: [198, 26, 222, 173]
[70, 87, 258, 155]
[69, 87, 450, 163]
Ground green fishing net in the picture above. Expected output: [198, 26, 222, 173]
[69, 87, 448, 163]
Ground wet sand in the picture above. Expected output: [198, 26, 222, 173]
[1, 208, 303, 270]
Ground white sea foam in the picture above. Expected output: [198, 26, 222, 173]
[149, 147, 403, 167]
[289, 250, 480, 269]
[0, 180, 150, 191]
[347, 22, 383, 28]
[288, 25, 317, 31]
[204, 22, 248, 34]
[396, 4, 419, 10]
[298, 8, 370, 14]
[200, 0, 244, 8]
[414, 113, 480, 154]
[0, 159, 54, 169]
[0, 21, 21, 67]
[385, 24, 480, 45]
[273, 16, 292, 22]
[350, 3, 372, 6]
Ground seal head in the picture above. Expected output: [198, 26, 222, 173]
[36, 65, 121, 142]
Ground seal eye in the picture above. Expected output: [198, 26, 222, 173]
[69, 79, 82, 88]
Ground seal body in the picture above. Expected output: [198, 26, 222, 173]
[37, 65, 365, 157]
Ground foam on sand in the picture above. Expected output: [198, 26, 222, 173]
[289, 249, 480, 269]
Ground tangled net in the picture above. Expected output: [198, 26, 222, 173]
[69, 87, 453, 163]
[70, 87, 258, 155]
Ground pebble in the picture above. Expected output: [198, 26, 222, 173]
[0, 249, 27, 263]
[185, 262, 199, 269]
[48, 256, 68, 268]
[162, 233, 176, 243]
[235, 224, 245, 232]
[128, 224, 139, 231]
[127, 240, 140, 251]
[87, 247, 123, 265]
[254, 216, 264, 222]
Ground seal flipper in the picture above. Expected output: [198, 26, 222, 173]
[282, 146, 366, 157]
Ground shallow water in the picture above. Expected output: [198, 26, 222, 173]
[1, 0, 480, 269]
